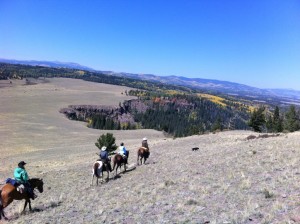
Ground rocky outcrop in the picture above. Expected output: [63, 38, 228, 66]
[59, 100, 148, 129]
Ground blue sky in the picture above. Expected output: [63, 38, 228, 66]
[1, 1, 300, 90]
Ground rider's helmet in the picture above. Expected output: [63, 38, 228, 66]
[120, 142, 124, 146]
[101, 146, 107, 151]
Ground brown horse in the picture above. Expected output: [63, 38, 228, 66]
[112, 154, 127, 177]
[91, 160, 111, 186]
[0, 178, 44, 220]
[137, 147, 150, 165]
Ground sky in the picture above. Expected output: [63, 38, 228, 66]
[1, 0, 300, 90]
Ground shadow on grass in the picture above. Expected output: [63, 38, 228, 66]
[4, 201, 62, 221]
[112, 166, 137, 179]
[91, 166, 137, 184]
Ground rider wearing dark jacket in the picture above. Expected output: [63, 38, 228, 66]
[99, 146, 112, 172]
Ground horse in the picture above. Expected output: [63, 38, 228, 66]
[137, 147, 150, 165]
[0, 178, 44, 220]
[112, 154, 127, 177]
[91, 159, 111, 186]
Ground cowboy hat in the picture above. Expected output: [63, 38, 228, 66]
[101, 146, 107, 151]
[143, 137, 147, 141]
[18, 161, 27, 166]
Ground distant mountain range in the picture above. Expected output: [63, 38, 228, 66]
[0, 58, 94, 71]
[101, 73, 300, 104]
[1, 58, 300, 105]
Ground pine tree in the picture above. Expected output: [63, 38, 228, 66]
[211, 117, 223, 132]
[266, 115, 273, 132]
[95, 133, 117, 154]
[248, 107, 266, 132]
[284, 105, 299, 132]
[273, 106, 283, 132]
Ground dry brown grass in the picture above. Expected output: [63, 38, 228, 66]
[1, 78, 300, 223]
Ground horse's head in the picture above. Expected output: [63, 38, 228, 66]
[29, 178, 44, 193]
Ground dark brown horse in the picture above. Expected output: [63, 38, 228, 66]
[137, 147, 150, 165]
[91, 160, 111, 186]
[0, 178, 44, 220]
[112, 154, 127, 177]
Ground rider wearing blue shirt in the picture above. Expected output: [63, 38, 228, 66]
[99, 146, 112, 172]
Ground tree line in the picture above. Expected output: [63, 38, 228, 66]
[248, 105, 300, 133]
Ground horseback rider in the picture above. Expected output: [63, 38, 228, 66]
[99, 146, 112, 172]
[118, 142, 129, 164]
[142, 137, 149, 151]
[13, 161, 35, 200]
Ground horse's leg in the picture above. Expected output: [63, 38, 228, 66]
[0, 193, 10, 220]
[115, 164, 119, 178]
[112, 161, 117, 178]
[28, 200, 32, 211]
[137, 153, 140, 165]
[91, 174, 94, 186]
[1, 209, 6, 220]
[22, 200, 28, 213]
[1, 207, 7, 220]
[0, 190, 13, 220]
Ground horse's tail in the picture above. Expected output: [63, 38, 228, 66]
[137, 148, 140, 161]
[93, 162, 100, 178]
[145, 150, 150, 158]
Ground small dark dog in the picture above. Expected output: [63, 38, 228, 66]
[192, 147, 199, 151]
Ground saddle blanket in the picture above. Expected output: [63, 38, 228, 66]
[5, 178, 25, 193]
[6, 177, 17, 186]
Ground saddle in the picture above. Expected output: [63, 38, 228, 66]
[118, 153, 127, 160]
[141, 147, 149, 152]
